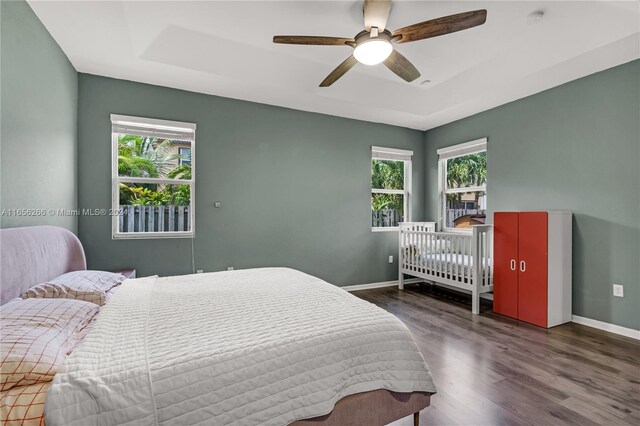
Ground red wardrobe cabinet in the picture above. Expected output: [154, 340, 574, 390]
[493, 211, 572, 328]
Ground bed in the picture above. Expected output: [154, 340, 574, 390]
[1, 226, 436, 425]
[399, 222, 493, 314]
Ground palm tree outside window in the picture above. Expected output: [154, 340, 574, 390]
[437, 139, 487, 231]
[111, 114, 196, 239]
[371, 146, 413, 230]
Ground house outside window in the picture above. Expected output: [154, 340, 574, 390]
[371, 146, 413, 230]
[437, 138, 487, 231]
[111, 114, 196, 239]
[179, 147, 191, 166]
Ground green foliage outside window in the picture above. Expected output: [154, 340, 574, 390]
[446, 151, 487, 203]
[371, 159, 404, 212]
[446, 152, 486, 188]
[117, 135, 191, 205]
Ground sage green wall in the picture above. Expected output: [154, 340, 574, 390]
[1, 0, 78, 232]
[77, 74, 424, 286]
[424, 60, 640, 330]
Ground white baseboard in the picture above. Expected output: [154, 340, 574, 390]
[342, 278, 422, 292]
[572, 315, 640, 340]
[343, 282, 639, 340]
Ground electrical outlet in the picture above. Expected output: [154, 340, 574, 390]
[196, 270, 204, 274]
[613, 284, 624, 298]
[227, 267, 234, 271]
[388, 255, 393, 264]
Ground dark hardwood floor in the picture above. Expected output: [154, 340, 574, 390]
[352, 283, 640, 426]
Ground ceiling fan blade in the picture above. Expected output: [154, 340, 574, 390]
[383, 50, 420, 82]
[393, 9, 487, 44]
[273, 35, 354, 46]
[320, 55, 358, 87]
[364, 0, 392, 32]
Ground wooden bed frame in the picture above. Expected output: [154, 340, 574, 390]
[0, 226, 431, 425]
[399, 222, 494, 314]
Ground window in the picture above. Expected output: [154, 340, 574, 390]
[111, 114, 196, 239]
[437, 138, 487, 232]
[371, 146, 412, 230]
[178, 147, 191, 166]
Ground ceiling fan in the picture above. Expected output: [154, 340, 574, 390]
[273, 0, 487, 87]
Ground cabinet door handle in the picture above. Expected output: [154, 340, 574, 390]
[510, 259, 516, 271]
[520, 261, 526, 272]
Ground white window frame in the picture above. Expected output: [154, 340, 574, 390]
[111, 114, 196, 239]
[371, 146, 413, 232]
[437, 138, 487, 233]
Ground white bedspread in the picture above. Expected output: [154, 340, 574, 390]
[45, 268, 436, 425]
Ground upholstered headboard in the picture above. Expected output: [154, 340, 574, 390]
[0, 226, 86, 305]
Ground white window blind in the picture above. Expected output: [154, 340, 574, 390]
[111, 114, 196, 141]
[437, 138, 486, 160]
[372, 146, 413, 161]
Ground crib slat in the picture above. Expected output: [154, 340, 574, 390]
[485, 231, 490, 288]
[441, 234, 445, 278]
[459, 236, 464, 283]
[483, 232, 487, 289]
[435, 234, 440, 277]
[451, 236, 456, 282]
[413, 230, 417, 273]
[409, 230, 412, 272]
[458, 236, 463, 281]
[416, 232, 420, 274]
[485, 232, 489, 287]
[440, 234, 444, 278]
[412, 231, 417, 273]
[406, 230, 411, 272]
[478, 233, 481, 286]
[424, 233, 429, 276]
[436, 235, 444, 278]
[443, 235, 447, 278]
[400, 229, 404, 272]
[420, 231, 425, 272]
[464, 237, 469, 283]
[425, 233, 430, 277]
[471, 236, 475, 284]
[420, 234, 429, 273]
[406, 230, 409, 271]
[464, 236, 468, 283]
[431, 233, 435, 277]
[456, 236, 460, 282]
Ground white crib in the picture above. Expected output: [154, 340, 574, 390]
[398, 222, 493, 314]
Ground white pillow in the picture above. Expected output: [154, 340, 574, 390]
[22, 270, 126, 306]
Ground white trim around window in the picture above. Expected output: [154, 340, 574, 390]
[438, 138, 487, 232]
[371, 146, 413, 231]
[111, 114, 196, 239]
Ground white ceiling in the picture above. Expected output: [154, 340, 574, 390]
[28, 1, 639, 131]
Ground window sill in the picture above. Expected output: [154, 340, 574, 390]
[371, 227, 399, 233]
[112, 232, 194, 240]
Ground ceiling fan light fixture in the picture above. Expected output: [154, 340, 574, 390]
[353, 39, 393, 65]
[273, 1, 488, 86]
